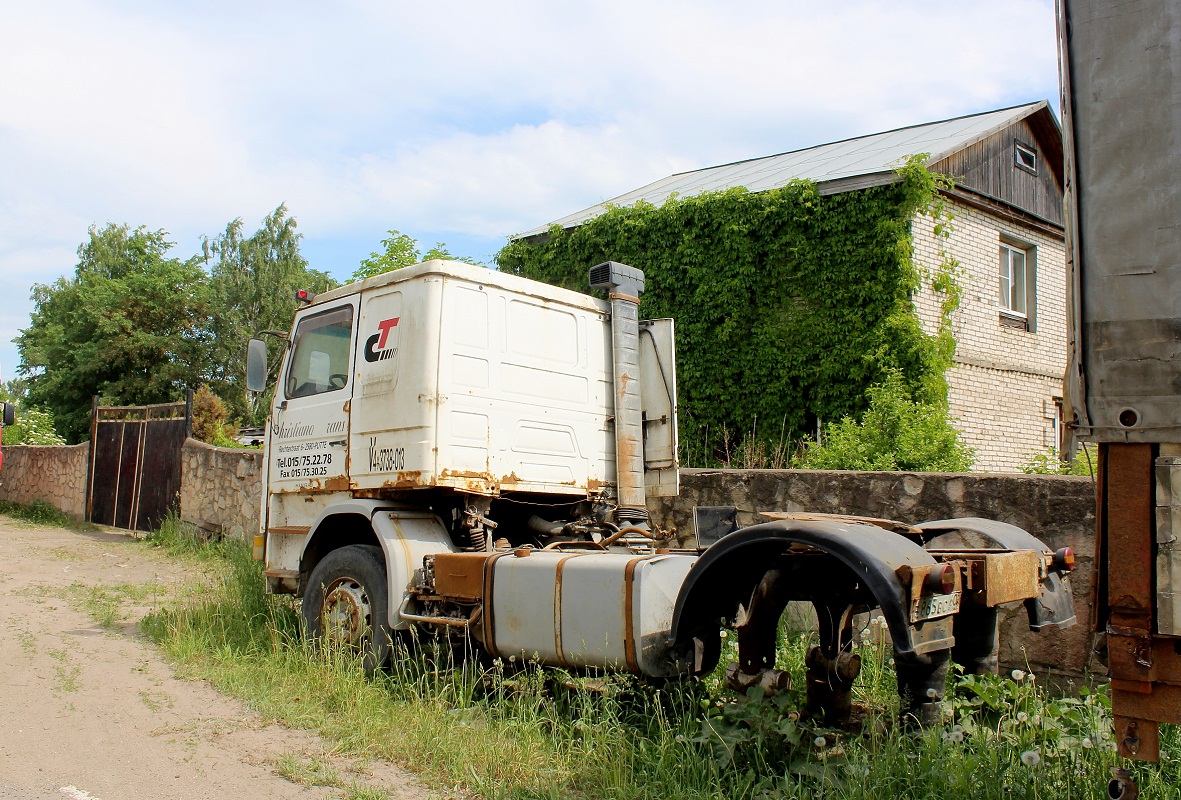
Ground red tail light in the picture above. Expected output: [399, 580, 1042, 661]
[925, 564, 957, 595]
[1052, 547, 1076, 572]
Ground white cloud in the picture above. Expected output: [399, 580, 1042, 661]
[0, 0, 1060, 375]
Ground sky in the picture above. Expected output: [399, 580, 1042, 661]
[0, 0, 1062, 383]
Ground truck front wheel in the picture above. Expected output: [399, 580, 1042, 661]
[303, 544, 391, 674]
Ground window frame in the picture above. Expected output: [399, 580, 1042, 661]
[998, 236, 1038, 332]
[283, 304, 356, 400]
[1014, 140, 1038, 175]
[999, 244, 1027, 317]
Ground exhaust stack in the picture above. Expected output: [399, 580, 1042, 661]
[589, 261, 648, 525]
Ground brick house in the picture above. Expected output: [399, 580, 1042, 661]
[514, 102, 1066, 473]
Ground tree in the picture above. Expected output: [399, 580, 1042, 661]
[353, 230, 420, 280]
[16, 224, 211, 442]
[351, 230, 483, 282]
[203, 205, 333, 423]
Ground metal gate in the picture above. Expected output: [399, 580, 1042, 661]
[86, 394, 192, 532]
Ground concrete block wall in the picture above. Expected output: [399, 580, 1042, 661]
[911, 198, 1068, 472]
[179, 439, 264, 541]
[0, 443, 89, 518]
[648, 468, 1100, 677]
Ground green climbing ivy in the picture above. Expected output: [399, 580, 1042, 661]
[496, 156, 956, 462]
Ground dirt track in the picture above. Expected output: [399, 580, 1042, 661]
[0, 515, 435, 800]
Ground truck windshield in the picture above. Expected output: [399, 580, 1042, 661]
[285, 306, 354, 399]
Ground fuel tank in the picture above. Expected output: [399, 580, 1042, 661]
[482, 549, 697, 678]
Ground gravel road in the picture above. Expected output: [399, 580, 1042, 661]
[0, 514, 436, 800]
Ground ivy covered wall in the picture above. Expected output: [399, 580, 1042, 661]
[496, 159, 955, 461]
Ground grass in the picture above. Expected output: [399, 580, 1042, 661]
[274, 752, 344, 787]
[0, 499, 97, 530]
[48, 647, 81, 693]
[60, 581, 170, 628]
[131, 517, 1181, 799]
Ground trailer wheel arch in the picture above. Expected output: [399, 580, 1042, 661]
[670, 519, 950, 660]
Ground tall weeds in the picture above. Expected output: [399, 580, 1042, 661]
[141, 522, 1181, 799]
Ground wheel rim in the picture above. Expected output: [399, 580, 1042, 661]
[320, 576, 373, 649]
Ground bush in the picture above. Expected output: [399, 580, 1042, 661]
[192, 384, 239, 447]
[0, 405, 66, 446]
[1021, 446, 1096, 477]
[794, 371, 973, 472]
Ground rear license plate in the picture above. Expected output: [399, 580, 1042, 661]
[911, 591, 961, 623]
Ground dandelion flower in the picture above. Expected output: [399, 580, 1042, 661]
[814, 736, 827, 749]
[1081, 737, 1093, 749]
[719, 630, 728, 638]
[926, 687, 939, 698]
[1026, 672, 1036, 683]
[1021, 750, 1041, 767]
[952, 724, 964, 734]
[1011, 669, 1026, 681]
[949, 731, 964, 743]
[1016, 712, 1028, 723]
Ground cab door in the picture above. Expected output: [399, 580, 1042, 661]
[269, 299, 358, 494]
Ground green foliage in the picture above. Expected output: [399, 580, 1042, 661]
[353, 229, 420, 280]
[352, 229, 483, 282]
[191, 384, 239, 447]
[498, 157, 956, 461]
[203, 205, 334, 424]
[794, 371, 974, 472]
[16, 224, 212, 443]
[1021, 445, 1096, 477]
[0, 404, 66, 445]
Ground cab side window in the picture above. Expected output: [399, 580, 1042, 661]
[285, 306, 354, 399]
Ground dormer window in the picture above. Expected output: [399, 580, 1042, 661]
[1015, 141, 1038, 175]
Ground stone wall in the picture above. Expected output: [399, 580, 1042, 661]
[649, 468, 1099, 677]
[179, 439, 263, 541]
[0, 443, 90, 518]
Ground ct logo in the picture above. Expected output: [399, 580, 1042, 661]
[363, 317, 400, 363]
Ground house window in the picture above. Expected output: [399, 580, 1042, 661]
[998, 239, 1037, 331]
[999, 244, 1027, 316]
[1015, 141, 1038, 174]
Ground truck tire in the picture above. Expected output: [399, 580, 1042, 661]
[302, 544, 391, 674]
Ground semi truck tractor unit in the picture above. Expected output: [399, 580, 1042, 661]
[248, 259, 1076, 724]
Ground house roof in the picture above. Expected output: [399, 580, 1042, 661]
[514, 101, 1057, 239]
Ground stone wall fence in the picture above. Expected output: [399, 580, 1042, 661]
[1, 444, 1102, 678]
[179, 438, 263, 541]
[650, 468, 1099, 678]
[0, 443, 89, 518]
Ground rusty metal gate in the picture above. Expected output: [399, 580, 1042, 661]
[86, 394, 192, 532]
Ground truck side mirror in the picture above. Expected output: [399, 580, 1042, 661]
[246, 339, 268, 393]
[1, 402, 13, 427]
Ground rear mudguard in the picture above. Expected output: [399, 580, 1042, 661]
[669, 518, 953, 660]
[917, 517, 1077, 630]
